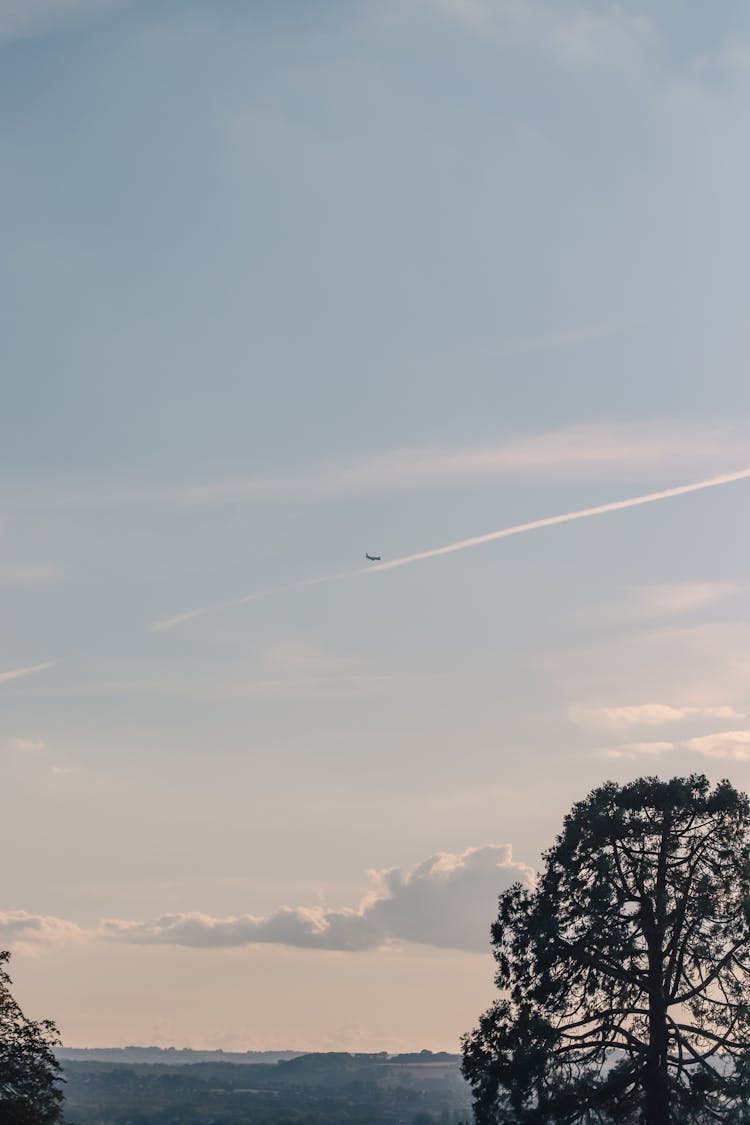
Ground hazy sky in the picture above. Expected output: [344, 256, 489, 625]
[4, 0, 750, 1051]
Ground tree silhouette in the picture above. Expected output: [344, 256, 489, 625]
[462, 775, 750, 1123]
[0, 951, 64, 1123]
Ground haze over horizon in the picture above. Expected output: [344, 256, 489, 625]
[4, 0, 750, 1052]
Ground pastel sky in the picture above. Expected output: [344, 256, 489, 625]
[4, 0, 750, 1052]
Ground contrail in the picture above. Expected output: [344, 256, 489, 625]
[152, 572, 360, 632]
[153, 467, 750, 630]
[0, 660, 56, 684]
[366, 467, 750, 573]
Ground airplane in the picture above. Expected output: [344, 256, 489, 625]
[365, 552, 381, 562]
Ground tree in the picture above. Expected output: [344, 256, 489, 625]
[0, 951, 64, 1123]
[462, 775, 750, 1124]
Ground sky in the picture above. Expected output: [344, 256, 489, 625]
[3, 0, 750, 1052]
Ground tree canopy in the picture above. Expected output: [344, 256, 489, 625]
[0, 951, 64, 1124]
[462, 775, 750, 1124]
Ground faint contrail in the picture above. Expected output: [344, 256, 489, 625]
[366, 467, 750, 573]
[153, 467, 750, 630]
[152, 572, 359, 631]
[0, 660, 56, 684]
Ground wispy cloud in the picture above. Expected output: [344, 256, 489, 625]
[597, 741, 675, 760]
[2, 845, 534, 954]
[264, 642, 352, 677]
[425, 0, 653, 69]
[596, 729, 750, 762]
[684, 730, 750, 761]
[177, 421, 743, 506]
[570, 702, 745, 729]
[246, 674, 389, 702]
[0, 564, 59, 584]
[0, 661, 55, 685]
[234, 642, 375, 700]
[0, 0, 119, 44]
[623, 581, 743, 621]
[593, 742, 679, 760]
[6, 736, 46, 752]
[28, 420, 744, 515]
[512, 322, 632, 351]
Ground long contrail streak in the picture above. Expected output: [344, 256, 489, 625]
[153, 467, 750, 630]
[365, 467, 750, 573]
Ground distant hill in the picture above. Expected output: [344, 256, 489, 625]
[57, 1045, 461, 1066]
[56, 1046, 303, 1065]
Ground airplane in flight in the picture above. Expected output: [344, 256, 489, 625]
[365, 552, 381, 562]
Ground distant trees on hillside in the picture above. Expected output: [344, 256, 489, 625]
[462, 775, 750, 1123]
[0, 950, 64, 1123]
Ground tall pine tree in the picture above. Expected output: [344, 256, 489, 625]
[463, 776, 750, 1123]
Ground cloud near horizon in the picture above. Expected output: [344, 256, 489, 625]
[1, 846, 534, 954]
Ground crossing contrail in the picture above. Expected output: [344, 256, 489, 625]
[152, 467, 750, 630]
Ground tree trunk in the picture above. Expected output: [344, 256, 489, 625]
[644, 996, 670, 1124]
[643, 873, 670, 1125]
[641, 819, 671, 1124]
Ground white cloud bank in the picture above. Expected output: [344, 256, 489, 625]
[1, 845, 533, 954]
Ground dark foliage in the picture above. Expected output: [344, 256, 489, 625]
[462, 775, 750, 1123]
[0, 951, 64, 1124]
